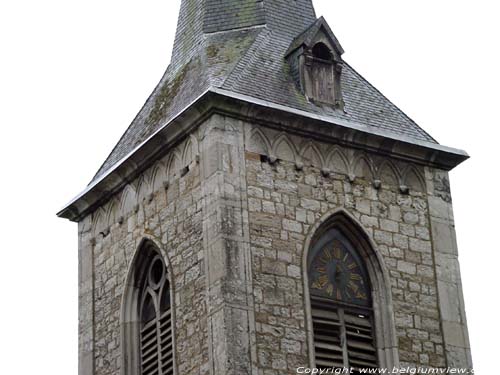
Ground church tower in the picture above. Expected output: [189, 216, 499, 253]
[58, 1, 473, 374]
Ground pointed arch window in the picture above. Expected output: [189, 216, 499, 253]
[308, 228, 378, 372]
[139, 254, 174, 375]
[122, 240, 175, 375]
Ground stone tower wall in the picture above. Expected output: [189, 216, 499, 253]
[77, 113, 471, 375]
[243, 122, 448, 373]
[78, 132, 209, 375]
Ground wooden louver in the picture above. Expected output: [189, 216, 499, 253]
[140, 255, 174, 375]
[312, 297, 377, 372]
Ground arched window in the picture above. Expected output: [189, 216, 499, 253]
[139, 254, 174, 375]
[121, 240, 175, 375]
[308, 226, 378, 372]
[312, 42, 332, 61]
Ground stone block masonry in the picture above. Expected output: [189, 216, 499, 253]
[79, 132, 210, 375]
[77, 114, 471, 375]
[243, 120, 471, 373]
[62, 1, 471, 373]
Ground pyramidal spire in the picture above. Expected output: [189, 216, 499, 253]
[59, 0, 467, 224]
[171, 0, 316, 68]
[90, 0, 319, 181]
[88, 0, 440, 188]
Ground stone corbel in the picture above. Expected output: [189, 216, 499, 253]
[268, 155, 278, 165]
[100, 227, 110, 238]
[399, 185, 410, 194]
[321, 168, 331, 177]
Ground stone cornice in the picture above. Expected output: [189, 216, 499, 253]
[58, 89, 468, 222]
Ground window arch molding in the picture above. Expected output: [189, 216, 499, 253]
[312, 42, 333, 61]
[120, 237, 177, 375]
[302, 209, 399, 369]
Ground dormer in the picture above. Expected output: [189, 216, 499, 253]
[286, 17, 345, 110]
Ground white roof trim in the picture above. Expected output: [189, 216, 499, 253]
[58, 86, 468, 218]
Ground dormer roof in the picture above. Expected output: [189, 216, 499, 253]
[286, 17, 344, 58]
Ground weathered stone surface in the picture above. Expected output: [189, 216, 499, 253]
[426, 168, 472, 370]
[76, 114, 471, 375]
[241, 121, 465, 372]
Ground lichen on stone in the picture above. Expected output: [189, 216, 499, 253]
[206, 45, 220, 59]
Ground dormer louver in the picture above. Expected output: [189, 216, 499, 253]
[286, 17, 345, 110]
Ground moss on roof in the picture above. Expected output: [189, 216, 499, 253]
[92, 0, 437, 183]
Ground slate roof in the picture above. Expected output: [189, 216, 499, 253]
[286, 16, 344, 57]
[92, 0, 436, 182]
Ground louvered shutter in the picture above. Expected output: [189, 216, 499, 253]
[311, 296, 377, 371]
[311, 297, 345, 368]
[159, 310, 174, 374]
[139, 254, 174, 375]
[141, 319, 160, 375]
[344, 311, 377, 372]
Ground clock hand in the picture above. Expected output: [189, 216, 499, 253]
[329, 260, 338, 284]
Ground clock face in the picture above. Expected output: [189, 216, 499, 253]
[309, 238, 370, 306]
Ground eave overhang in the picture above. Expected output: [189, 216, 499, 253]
[57, 88, 469, 222]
